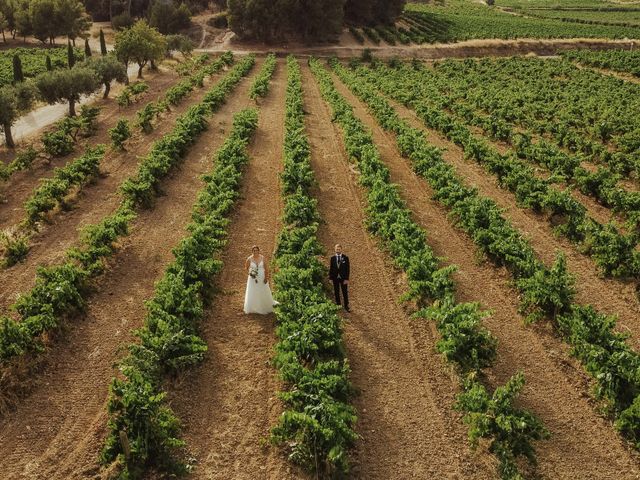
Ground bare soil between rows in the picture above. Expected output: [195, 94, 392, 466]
[329, 68, 640, 479]
[0, 62, 263, 479]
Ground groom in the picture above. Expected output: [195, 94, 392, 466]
[329, 244, 350, 312]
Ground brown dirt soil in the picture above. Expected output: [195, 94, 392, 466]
[376, 90, 640, 350]
[0, 67, 178, 230]
[203, 38, 639, 61]
[168, 59, 293, 479]
[301, 62, 497, 479]
[0, 63, 263, 478]
[0, 66, 229, 312]
[329, 69, 640, 478]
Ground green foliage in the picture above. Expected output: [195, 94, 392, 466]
[0, 81, 36, 147]
[564, 49, 640, 78]
[335, 56, 640, 452]
[12, 53, 23, 82]
[99, 28, 107, 55]
[229, 0, 344, 41]
[456, 373, 550, 480]
[35, 66, 100, 116]
[517, 253, 575, 322]
[84, 54, 127, 98]
[41, 105, 101, 157]
[166, 34, 194, 57]
[0, 231, 29, 267]
[149, 1, 191, 34]
[418, 298, 497, 374]
[0, 46, 81, 87]
[115, 81, 149, 107]
[271, 57, 356, 476]
[0, 51, 254, 380]
[103, 107, 259, 478]
[114, 20, 167, 79]
[111, 12, 134, 31]
[249, 53, 276, 100]
[24, 144, 105, 225]
[109, 119, 131, 150]
[324, 57, 550, 477]
[0, 146, 38, 181]
[405, 1, 640, 42]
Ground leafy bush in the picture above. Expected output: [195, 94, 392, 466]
[249, 53, 277, 100]
[116, 81, 149, 107]
[456, 373, 550, 479]
[24, 145, 106, 225]
[322, 57, 550, 477]
[103, 108, 259, 477]
[271, 57, 356, 476]
[109, 119, 131, 150]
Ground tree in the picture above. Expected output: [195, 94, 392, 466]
[114, 20, 166, 80]
[100, 28, 108, 55]
[29, 0, 57, 44]
[150, 1, 191, 35]
[0, 82, 36, 148]
[14, 2, 31, 42]
[166, 34, 193, 57]
[55, 0, 86, 43]
[35, 66, 99, 116]
[85, 37, 92, 57]
[0, 11, 7, 42]
[68, 40, 75, 68]
[85, 55, 127, 98]
[46, 55, 52, 71]
[12, 54, 23, 83]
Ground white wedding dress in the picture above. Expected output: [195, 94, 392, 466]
[243, 257, 276, 314]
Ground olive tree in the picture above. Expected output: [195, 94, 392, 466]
[35, 66, 99, 116]
[84, 55, 127, 98]
[0, 82, 36, 148]
[114, 20, 166, 80]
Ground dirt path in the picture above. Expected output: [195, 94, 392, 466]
[330, 70, 640, 479]
[201, 37, 639, 60]
[375, 91, 640, 349]
[10, 64, 141, 145]
[0, 68, 230, 311]
[168, 59, 291, 480]
[0, 65, 262, 479]
[300, 62, 496, 479]
[0, 67, 178, 229]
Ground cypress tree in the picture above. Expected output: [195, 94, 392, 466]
[68, 40, 75, 68]
[85, 38, 92, 58]
[99, 29, 107, 56]
[46, 55, 52, 71]
[12, 54, 23, 83]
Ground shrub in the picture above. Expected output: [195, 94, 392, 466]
[109, 119, 131, 150]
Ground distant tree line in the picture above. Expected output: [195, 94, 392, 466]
[228, 0, 407, 42]
[0, 0, 92, 45]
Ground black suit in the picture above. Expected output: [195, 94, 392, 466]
[329, 254, 350, 310]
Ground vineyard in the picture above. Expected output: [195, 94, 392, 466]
[1, 23, 640, 480]
[0, 47, 81, 87]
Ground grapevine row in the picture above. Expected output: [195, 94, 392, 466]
[0, 55, 256, 367]
[310, 58, 549, 479]
[362, 61, 640, 280]
[249, 53, 277, 100]
[1, 55, 235, 267]
[416, 63, 640, 231]
[102, 108, 259, 478]
[334, 58, 640, 452]
[269, 56, 356, 476]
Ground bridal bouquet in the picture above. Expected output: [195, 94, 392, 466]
[249, 266, 259, 283]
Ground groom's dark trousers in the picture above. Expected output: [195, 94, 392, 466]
[329, 254, 350, 309]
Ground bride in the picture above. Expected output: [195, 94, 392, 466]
[243, 245, 276, 314]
